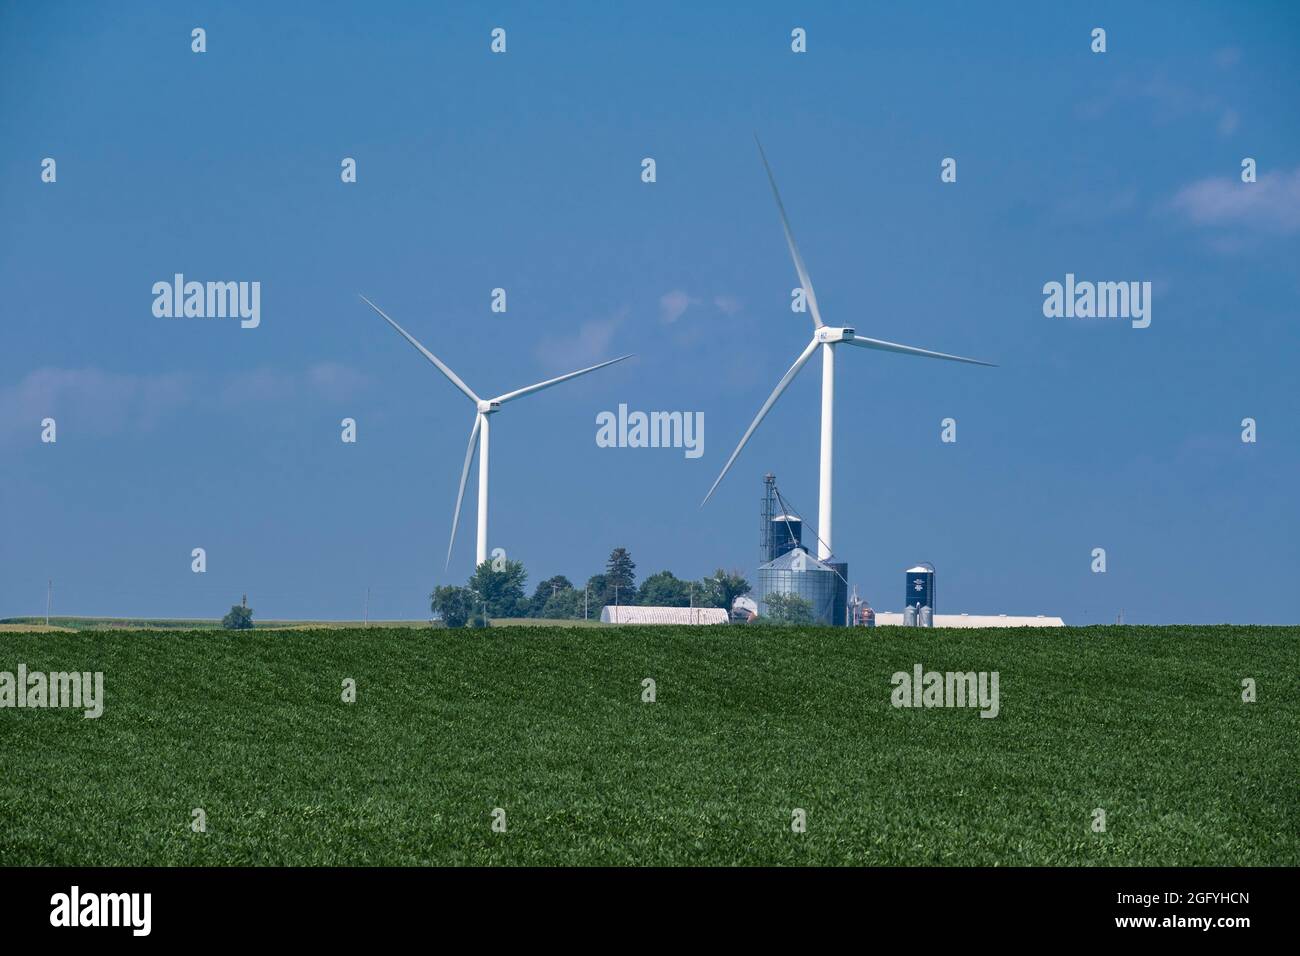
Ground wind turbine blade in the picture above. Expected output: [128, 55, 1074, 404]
[491, 354, 635, 406]
[359, 295, 481, 404]
[755, 135, 824, 330]
[446, 413, 482, 569]
[843, 335, 997, 367]
[701, 337, 820, 506]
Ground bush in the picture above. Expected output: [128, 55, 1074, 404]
[762, 592, 814, 625]
[431, 585, 475, 629]
[540, 588, 585, 620]
[221, 604, 254, 629]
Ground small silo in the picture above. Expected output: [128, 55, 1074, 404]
[905, 563, 936, 613]
[770, 515, 802, 560]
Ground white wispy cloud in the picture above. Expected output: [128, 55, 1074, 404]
[1077, 67, 1242, 140]
[220, 367, 286, 407]
[1171, 166, 1300, 234]
[713, 295, 743, 316]
[0, 367, 193, 444]
[221, 363, 370, 407]
[1, 363, 370, 444]
[659, 290, 698, 324]
[306, 361, 369, 399]
[534, 309, 627, 369]
[659, 290, 743, 324]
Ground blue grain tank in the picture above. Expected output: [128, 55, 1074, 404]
[770, 515, 802, 561]
[905, 563, 935, 614]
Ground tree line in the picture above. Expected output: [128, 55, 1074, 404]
[430, 547, 753, 628]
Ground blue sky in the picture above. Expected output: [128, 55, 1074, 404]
[2, 1, 1298, 623]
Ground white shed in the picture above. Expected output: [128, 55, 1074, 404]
[600, 606, 729, 625]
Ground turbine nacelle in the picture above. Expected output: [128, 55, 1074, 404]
[477, 399, 501, 414]
[816, 327, 855, 344]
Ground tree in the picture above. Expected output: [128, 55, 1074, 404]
[638, 570, 692, 607]
[541, 587, 584, 620]
[585, 573, 608, 612]
[699, 569, 751, 611]
[221, 603, 254, 629]
[431, 585, 475, 628]
[604, 548, 637, 604]
[529, 575, 573, 617]
[467, 559, 528, 619]
[763, 592, 814, 625]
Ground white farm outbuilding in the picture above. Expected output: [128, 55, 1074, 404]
[600, 606, 729, 625]
[872, 612, 1065, 628]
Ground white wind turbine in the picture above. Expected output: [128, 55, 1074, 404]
[702, 138, 996, 560]
[361, 296, 633, 569]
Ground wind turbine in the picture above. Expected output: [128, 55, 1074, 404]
[361, 296, 633, 569]
[702, 139, 996, 561]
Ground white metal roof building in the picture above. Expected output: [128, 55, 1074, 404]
[600, 606, 730, 625]
[873, 612, 1065, 628]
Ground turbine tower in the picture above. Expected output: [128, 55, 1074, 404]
[361, 296, 632, 569]
[702, 138, 996, 560]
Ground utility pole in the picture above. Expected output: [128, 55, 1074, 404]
[364, 587, 370, 627]
[46, 579, 52, 626]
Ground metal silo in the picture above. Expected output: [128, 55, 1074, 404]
[905, 563, 935, 613]
[771, 515, 803, 559]
[757, 547, 837, 625]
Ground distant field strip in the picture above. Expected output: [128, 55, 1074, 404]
[0, 617, 436, 631]
[0, 626, 1295, 865]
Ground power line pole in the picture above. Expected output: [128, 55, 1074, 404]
[364, 587, 370, 627]
[46, 579, 52, 626]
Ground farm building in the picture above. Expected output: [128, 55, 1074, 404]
[600, 606, 729, 625]
[872, 612, 1065, 628]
